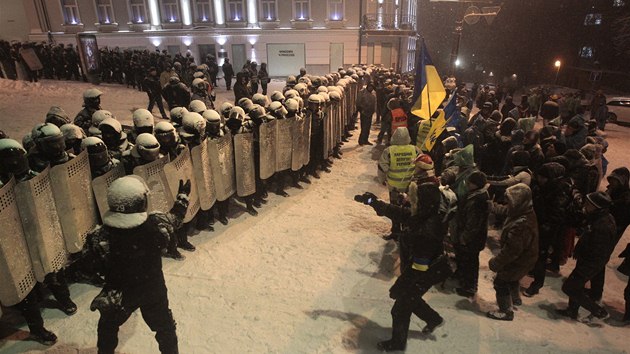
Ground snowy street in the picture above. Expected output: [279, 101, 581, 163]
[1, 79, 630, 353]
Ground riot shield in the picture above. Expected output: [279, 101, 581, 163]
[259, 120, 277, 180]
[0, 178, 37, 306]
[92, 163, 126, 220]
[50, 150, 99, 253]
[234, 133, 256, 197]
[275, 118, 293, 172]
[191, 141, 217, 211]
[208, 133, 236, 201]
[291, 117, 305, 171]
[133, 155, 173, 214]
[163, 147, 200, 223]
[302, 113, 312, 167]
[20, 48, 43, 71]
[15, 168, 68, 282]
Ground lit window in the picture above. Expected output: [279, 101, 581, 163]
[160, 0, 180, 23]
[328, 0, 344, 21]
[61, 0, 80, 24]
[614, 0, 626, 6]
[129, 0, 148, 23]
[95, 0, 115, 24]
[260, 0, 277, 21]
[584, 13, 602, 26]
[227, 0, 245, 21]
[195, 0, 213, 22]
[294, 0, 310, 20]
[579, 46, 594, 59]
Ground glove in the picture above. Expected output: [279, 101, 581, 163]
[90, 288, 123, 314]
[178, 179, 191, 196]
[353, 192, 378, 206]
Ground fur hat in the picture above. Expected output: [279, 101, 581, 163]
[467, 171, 487, 189]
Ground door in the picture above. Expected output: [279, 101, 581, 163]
[198, 44, 217, 62]
[367, 43, 374, 65]
[231, 44, 247, 73]
[381, 42, 392, 67]
[167, 45, 181, 57]
[329, 43, 344, 73]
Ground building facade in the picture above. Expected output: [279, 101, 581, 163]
[16, 0, 418, 76]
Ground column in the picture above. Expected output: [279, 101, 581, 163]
[213, 0, 225, 26]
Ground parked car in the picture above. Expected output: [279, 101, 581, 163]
[607, 97, 630, 125]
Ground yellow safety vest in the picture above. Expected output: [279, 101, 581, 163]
[387, 145, 417, 190]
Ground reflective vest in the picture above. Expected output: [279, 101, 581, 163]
[391, 108, 408, 134]
[387, 144, 418, 190]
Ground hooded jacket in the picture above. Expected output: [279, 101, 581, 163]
[607, 167, 630, 238]
[455, 186, 490, 251]
[532, 162, 570, 238]
[573, 208, 616, 278]
[489, 183, 539, 281]
[378, 127, 420, 191]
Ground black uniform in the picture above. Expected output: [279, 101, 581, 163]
[85, 196, 188, 353]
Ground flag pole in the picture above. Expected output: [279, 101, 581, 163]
[423, 38, 432, 120]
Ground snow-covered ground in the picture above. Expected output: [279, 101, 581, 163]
[1, 79, 630, 353]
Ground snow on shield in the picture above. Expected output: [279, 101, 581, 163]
[92, 163, 126, 220]
[259, 120, 277, 180]
[208, 133, 236, 201]
[133, 155, 173, 214]
[234, 132, 256, 197]
[191, 140, 217, 211]
[163, 147, 200, 223]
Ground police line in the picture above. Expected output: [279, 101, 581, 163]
[0, 85, 359, 308]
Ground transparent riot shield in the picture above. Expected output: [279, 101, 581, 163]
[92, 163, 126, 220]
[275, 118, 293, 172]
[302, 113, 312, 167]
[50, 150, 99, 253]
[163, 147, 200, 223]
[0, 178, 37, 306]
[234, 133, 256, 197]
[291, 117, 305, 172]
[259, 120, 277, 180]
[133, 155, 173, 214]
[208, 133, 236, 201]
[191, 140, 217, 211]
[15, 168, 68, 282]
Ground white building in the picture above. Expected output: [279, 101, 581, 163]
[9, 0, 418, 76]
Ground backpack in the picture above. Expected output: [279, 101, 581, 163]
[439, 185, 458, 224]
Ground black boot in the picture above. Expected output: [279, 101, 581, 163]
[487, 294, 514, 321]
[376, 339, 406, 352]
[421, 316, 444, 334]
[177, 230, 196, 252]
[246, 199, 258, 216]
[29, 326, 57, 346]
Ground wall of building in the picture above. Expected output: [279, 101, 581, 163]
[0, 0, 31, 41]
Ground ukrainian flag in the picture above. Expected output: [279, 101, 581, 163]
[411, 41, 446, 120]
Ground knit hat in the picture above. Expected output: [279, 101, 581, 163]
[586, 191, 612, 209]
[512, 150, 530, 167]
[414, 154, 434, 170]
[467, 171, 487, 189]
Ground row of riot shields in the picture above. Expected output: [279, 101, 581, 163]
[259, 115, 312, 180]
[0, 102, 330, 308]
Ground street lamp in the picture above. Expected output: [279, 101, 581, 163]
[554, 60, 561, 84]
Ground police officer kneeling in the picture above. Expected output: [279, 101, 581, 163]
[355, 182, 451, 352]
[83, 176, 191, 354]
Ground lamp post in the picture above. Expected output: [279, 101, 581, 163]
[554, 60, 561, 84]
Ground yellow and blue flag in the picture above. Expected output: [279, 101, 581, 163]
[411, 41, 446, 120]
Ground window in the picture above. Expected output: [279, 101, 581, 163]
[294, 0, 310, 20]
[614, 0, 626, 6]
[96, 0, 115, 24]
[61, 0, 81, 24]
[194, 0, 213, 22]
[129, 0, 148, 23]
[260, 0, 277, 21]
[328, 0, 344, 21]
[579, 46, 594, 59]
[160, 0, 180, 23]
[584, 13, 602, 26]
[227, 0, 245, 21]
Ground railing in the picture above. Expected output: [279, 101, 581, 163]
[362, 13, 416, 31]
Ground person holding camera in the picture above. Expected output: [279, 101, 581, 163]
[355, 182, 451, 352]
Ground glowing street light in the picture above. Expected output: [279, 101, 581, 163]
[455, 59, 461, 67]
[554, 60, 562, 84]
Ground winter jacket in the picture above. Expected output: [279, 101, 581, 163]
[27, 148, 73, 172]
[488, 166, 532, 187]
[143, 75, 162, 97]
[489, 183, 539, 281]
[162, 82, 191, 109]
[606, 168, 630, 239]
[573, 209, 617, 278]
[233, 73, 252, 103]
[357, 89, 377, 116]
[74, 106, 99, 132]
[83, 196, 188, 294]
[441, 144, 476, 200]
[532, 163, 570, 240]
[222, 62, 234, 77]
[378, 127, 420, 191]
[455, 187, 490, 251]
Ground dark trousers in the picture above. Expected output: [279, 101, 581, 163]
[97, 287, 177, 354]
[44, 270, 71, 303]
[14, 290, 45, 332]
[562, 268, 605, 315]
[493, 277, 521, 310]
[261, 82, 268, 95]
[358, 111, 373, 144]
[148, 93, 168, 119]
[530, 233, 556, 290]
[455, 246, 480, 292]
[225, 75, 233, 90]
[390, 284, 441, 345]
[588, 267, 606, 302]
